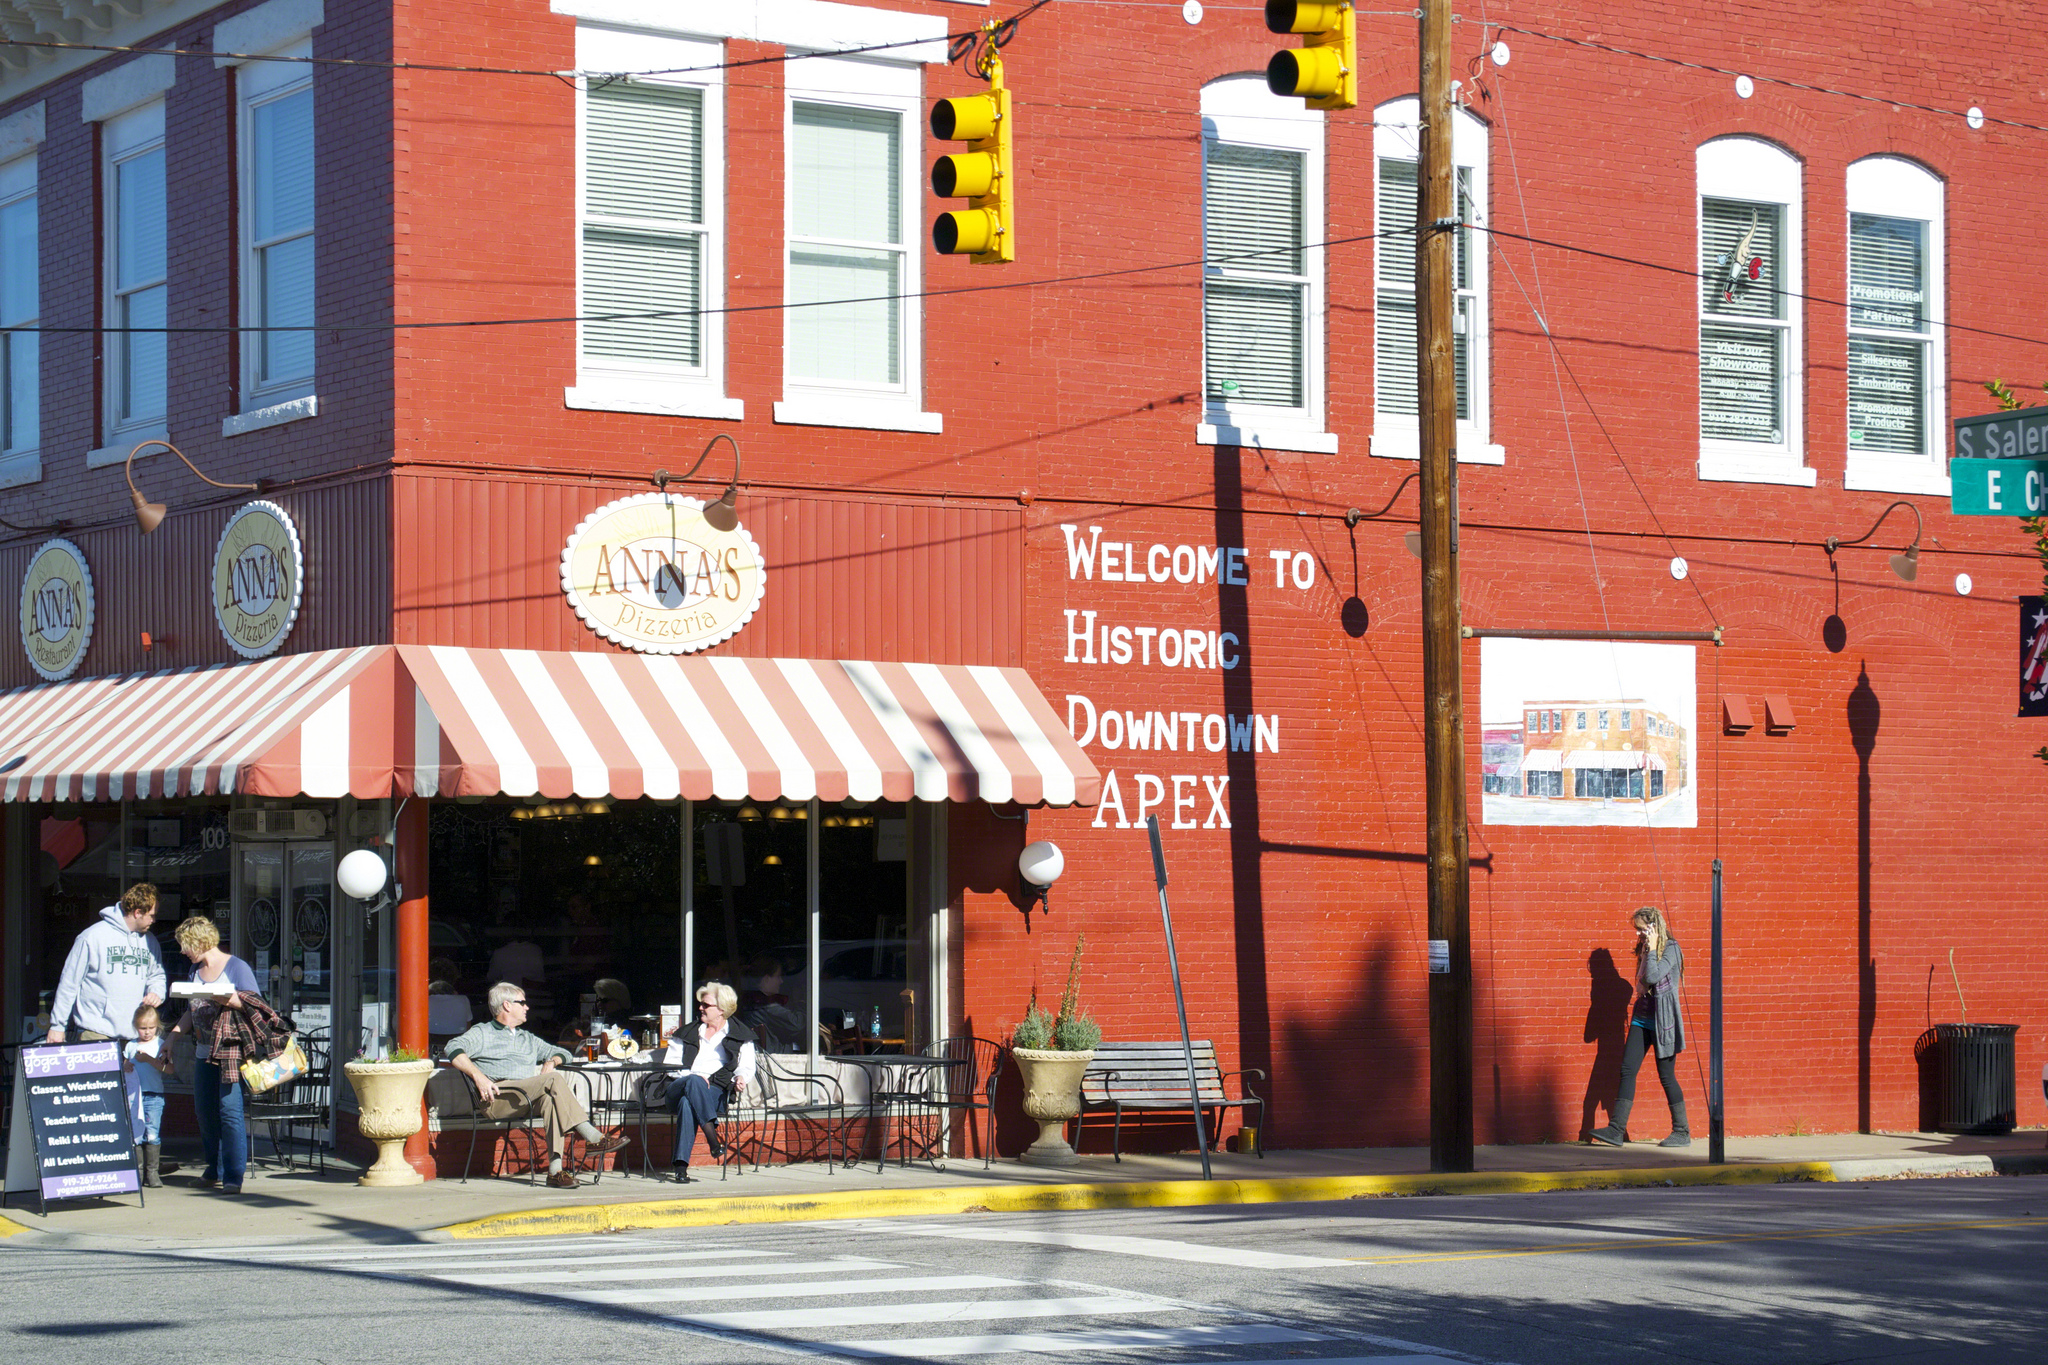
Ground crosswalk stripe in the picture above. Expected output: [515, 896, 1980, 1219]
[676, 1295, 1177, 1332]
[263, 1248, 776, 1272]
[420, 1257, 901, 1287]
[830, 1322, 1331, 1358]
[881, 1224, 1353, 1268]
[562, 1274, 1027, 1305]
[172, 1238, 652, 1262]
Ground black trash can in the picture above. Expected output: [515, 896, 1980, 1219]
[1932, 1023, 2019, 1135]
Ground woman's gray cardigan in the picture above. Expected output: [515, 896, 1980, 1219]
[1639, 940, 1686, 1058]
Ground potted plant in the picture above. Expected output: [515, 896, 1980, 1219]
[1010, 937, 1102, 1165]
[342, 1046, 435, 1186]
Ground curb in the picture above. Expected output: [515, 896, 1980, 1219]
[441, 1160, 1840, 1239]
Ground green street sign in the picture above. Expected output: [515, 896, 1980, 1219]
[1950, 457, 2048, 515]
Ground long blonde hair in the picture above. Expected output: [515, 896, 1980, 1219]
[1631, 905, 1677, 985]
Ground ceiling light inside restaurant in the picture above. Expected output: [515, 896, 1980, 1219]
[738, 805, 761, 820]
[584, 855, 602, 866]
[762, 854, 783, 865]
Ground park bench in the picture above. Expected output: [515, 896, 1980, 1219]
[1077, 1040, 1264, 1160]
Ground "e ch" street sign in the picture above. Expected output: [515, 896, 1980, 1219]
[1952, 409, 2048, 515]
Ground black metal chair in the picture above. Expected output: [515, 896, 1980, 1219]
[426, 1062, 548, 1184]
[924, 1036, 1007, 1167]
[247, 1028, 330, 1174]
[748, 1057, 854, 1171]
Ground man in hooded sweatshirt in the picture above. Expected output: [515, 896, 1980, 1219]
[46, 883, 167, 1044]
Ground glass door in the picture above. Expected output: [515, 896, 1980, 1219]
[235, 840, 339, 1139]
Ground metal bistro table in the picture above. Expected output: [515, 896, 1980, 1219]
[831, 1051, 966, 1171]
[561, 1057, 676, 1180]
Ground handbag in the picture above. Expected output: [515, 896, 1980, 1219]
[241, 1035, 310, 1094]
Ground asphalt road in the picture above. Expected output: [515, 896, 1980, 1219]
[3, 1177, 2043, 1363]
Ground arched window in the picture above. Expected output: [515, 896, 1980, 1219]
[1846, 156, 1946, 493]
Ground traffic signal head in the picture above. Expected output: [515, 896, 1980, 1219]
[930, 85, 1014, 263]
[1265, 0, 1356, 111]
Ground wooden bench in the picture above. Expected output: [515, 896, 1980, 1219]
[1077, 1041, 1264, 1160]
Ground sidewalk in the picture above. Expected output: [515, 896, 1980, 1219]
[4, 1128, 2042, 1249]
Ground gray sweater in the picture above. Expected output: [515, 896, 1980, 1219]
[443, 1019, 571, 1080]
[1637, 940, 1686, 1059]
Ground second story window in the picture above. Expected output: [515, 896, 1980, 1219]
[105, 99, 166, 442]
[239, 42, 314, 408]
[779, 55, 934, 433]
[0, 152, 36, 481]
[1845, 156, 1946, 494]
[1697, 137, 1810, 486]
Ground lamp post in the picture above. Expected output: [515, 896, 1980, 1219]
[123, 440, 262, 534]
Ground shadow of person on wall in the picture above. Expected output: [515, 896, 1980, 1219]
[1579, 947, 1634, 1140]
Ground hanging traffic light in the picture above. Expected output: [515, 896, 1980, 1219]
[1265, 0, 1356, 111]
[931, 53, 1014, 263]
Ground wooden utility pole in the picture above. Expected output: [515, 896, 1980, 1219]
[1417, 0, 1474, 1173]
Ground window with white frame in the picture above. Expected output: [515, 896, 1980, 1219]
[238, 40, 314, 410]
[1845, 156, 1945, 493]
[1373, 97, 1494, 462]
[104, 99, 166, 443]
[0, 154, 36, 480]
[570, 26, 735, 420]
[1697, 138, 1810, 485]
[1199, 76, 1329, 454]
[778, 55, 935, 433]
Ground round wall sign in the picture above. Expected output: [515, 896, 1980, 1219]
[212, 501, 305, 659]
[561, 492, 767, 654]
[19, 537, 95, 680]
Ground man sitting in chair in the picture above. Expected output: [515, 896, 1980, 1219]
[663, 980, 758, 1182]
[445, 982, 629, 1188]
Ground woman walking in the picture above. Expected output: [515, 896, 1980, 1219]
[165, 916, 264, 1192]
[1591, 905, 1690, 1147]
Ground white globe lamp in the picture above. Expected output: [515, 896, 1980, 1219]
[337, 848, 390, 902]
[1018, 841, 1064, 910]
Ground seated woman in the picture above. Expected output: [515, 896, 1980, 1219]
[737, 957, 803, 1054]
[662, 980, 757, 1181]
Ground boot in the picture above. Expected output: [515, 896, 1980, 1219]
[1659, 1102, 1692, 1147]
[1590, 1097, 1633, 1147]
[140, 1144, 163, 1188]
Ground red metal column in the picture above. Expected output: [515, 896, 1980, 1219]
[396, 798, 435, 1179]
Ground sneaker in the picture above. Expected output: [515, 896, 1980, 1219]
[584, 1133, 630, 1156]
[545, 1170, 579, 1189]
[221, 1185, 242, 1195]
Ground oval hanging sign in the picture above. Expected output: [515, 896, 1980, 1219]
[560, 492, 766, 654]
[19, 538, 95, 680]
[213, 500, 305, 659]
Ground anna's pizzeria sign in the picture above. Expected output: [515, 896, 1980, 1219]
[19, 538, 94, 680]
[213, 501, 305, 659]
[560, 493, 766, 654]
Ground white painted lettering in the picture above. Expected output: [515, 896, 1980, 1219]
[1171, 775, 1198, 829]
[1100, 542, 1123, 581]
[1218, 632, 1240, 669]
[1198, 546, 1220, 581]
[1100, 709, 1124, 749]
[1179, 712, 1201, 748]
[1202, 774, 1231, 828]
[1063, 609, 1098, 663]
[1093, 770, 1130, 828]
[1184, 630, 1209, 669]
[1108, 625, 1133, 665]
[1133, 626, 1158, 664]
[1229, 714, 1255, 752]
[1292, 551, 1315, 590]
[1255, 714, 1280, 752]
[1125, 711, 1151, 749]
[1202, 714, 1226, 752]
[1225, 548, 1247, 585]
[1135, 774, 1166, 824]
[1066, 694, 1097, 747]
[1173, 545, 1197, 583]
[1148, 544, 1171, 582]
[1061, 524, 1103, 579]
[1150, 711, 1177, 751]
[1268, 548, 1291, 586]
[1158, 629, 1182, 666]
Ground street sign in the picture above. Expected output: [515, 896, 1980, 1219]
[1950, 457, 2048, 515]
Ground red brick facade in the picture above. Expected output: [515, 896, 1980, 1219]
[2, 0, 2041, 1145]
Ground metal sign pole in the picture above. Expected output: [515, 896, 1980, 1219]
[1146, 816, 1211, 1180]
[1709, 858, 1725, 1164]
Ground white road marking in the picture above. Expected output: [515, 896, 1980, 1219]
[882, 1223, 1353, 1268]
[420, 1256, 901, 1287]
[171, 1237, 653, 1262]
[829, 1322, 1331, 1358]
[563, 1274, 1027, 1305]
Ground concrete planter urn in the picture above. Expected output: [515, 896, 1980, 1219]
[343, 1058, 435, 1186]
[1012, 1046, 1095, 1165]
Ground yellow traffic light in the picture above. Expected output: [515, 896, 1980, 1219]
[931, 63, 1014, 263]
[1265, 0, 1356, 111]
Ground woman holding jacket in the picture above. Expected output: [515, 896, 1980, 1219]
[1591, 905, 1690, 1148]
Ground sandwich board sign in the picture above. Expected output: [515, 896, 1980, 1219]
[3, 1041, 144, 1215]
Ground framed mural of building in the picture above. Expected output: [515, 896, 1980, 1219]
[1479, 639, 1698, 828]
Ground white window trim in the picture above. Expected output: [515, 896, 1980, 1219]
[214, 0, 325, 66]
[1697, 137, 1814, 487]
[1197, 76, 1332, 457]
[778, 53, 937, 432]
[1844, 156, 1947, 496]
[0, 143, 40, 488]
[235, 37, 316, 413]
[569, 26, 737, 419]
[223, 394, 318, 438]
[1371, 96, 1501, 465]
[99, 99, 167, 451]
[549, 0, 948, 59]
[79, 54, 175, 125]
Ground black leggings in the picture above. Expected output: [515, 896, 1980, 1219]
[1617, 1022, 1683, 1110]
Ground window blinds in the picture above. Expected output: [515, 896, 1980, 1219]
[0, 190, 34, 454]
[1848, 213, 1928, 454]
[251, 87, 314, 387]
[583, 81, 705, 368]
[1376, 159, 1472, 419]
[789, 103, 903, 386]
[1204, 143, 1305, 409]
[1699, 198, 1785, 443]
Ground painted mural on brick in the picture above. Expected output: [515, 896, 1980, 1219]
[1480, 639, 1697, 828]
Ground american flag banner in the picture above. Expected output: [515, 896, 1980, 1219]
[2021, 597, 2048, 717]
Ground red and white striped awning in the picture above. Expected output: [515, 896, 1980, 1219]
[0, 646, 400, 801]
[0, 646, 1099, 807]
[400, 646, 1098, 806]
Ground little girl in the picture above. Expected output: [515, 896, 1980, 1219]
[127, 1002, 172, 1187]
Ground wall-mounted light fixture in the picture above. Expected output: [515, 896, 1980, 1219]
[1019, 839, 1065, 911]
[651, 432, 743, 532]
[125, 440, 263, 535]
[1825, 500, 1923, 582]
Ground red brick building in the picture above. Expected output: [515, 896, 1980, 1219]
[0, 0, 2041, 1164]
